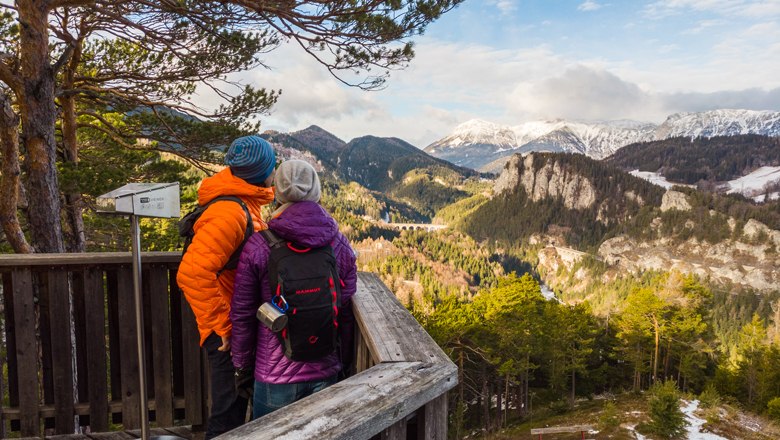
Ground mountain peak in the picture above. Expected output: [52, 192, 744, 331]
[426, 109, 780, 172]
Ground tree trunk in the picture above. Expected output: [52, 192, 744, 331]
[482, 375, 490, 432]
[653, 316, 660, 385]
[495, 379, 502, 430]
[61, 41, 85, 252]
[570, 368, 576, 407]
[504, 372, 510, 426]
[663, 337, 672, 379]
[0, 92, 33, 253]
[19, 0, 65, 253]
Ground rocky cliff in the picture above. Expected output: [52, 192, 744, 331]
[495, 154, 598, 211]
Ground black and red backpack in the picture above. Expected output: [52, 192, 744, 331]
[260, 229, 342, 362]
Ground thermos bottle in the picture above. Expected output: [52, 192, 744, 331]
[256, 302, 288, 332]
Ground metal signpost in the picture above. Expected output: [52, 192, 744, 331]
[97, 183, 182, 440]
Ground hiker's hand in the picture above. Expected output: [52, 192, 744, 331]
[234, 368, 254, 399]
[218, 335, 230, 352]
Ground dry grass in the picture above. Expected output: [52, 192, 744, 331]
[473, 393, 780, 440]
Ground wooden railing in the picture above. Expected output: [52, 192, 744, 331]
[0, 253, 457, 439]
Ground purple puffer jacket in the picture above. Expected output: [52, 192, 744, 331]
[230, 201, 357, 384]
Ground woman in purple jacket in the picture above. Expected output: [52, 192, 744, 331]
[230, 159, 357, 420]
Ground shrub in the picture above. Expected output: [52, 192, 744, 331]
[699, 383, 721, 409]
[598, 401, 621, 430]
[767, 397, 780, 422]
[646, 380, 688, 439]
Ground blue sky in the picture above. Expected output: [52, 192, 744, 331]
[198, 0, 780, 147]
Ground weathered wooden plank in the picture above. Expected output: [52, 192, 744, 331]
[84, 431, 138, 439]
[84, 268, 109, 432]
[3, 271, 20, 433]
[217, 361, 457, 440]
[353, 273, 450, 364]
[415, 392, 448, 440]
[106, 270, 122, 415]
[530, 425, 595, 434]
[46, 433, 92, 440]
[0, 272, 8, 438]
[180, 290, 204, 426]
[47, 271, 76, 434]
[169, 268, 185, 400]
[0, 252, 181, 267]
[162, 425, 194, 439]
[12, 268, 40, 437]
[125, 427, 178, 438]
[38, 271, 56, 430]
[355, 326, 369, 373]
[148, 265, 174, 426]
[3, 397, 186, 420]
[71, 270, 90, 407]
[116, 267, 141, 429]
[380, 419, 407, 440]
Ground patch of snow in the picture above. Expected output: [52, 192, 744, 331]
[630, 170, 692, 189]
[625, 424, 648, 439]
[681, 400, 728, 440]
[539, 284, 561, 302]
[726, 166, 780, 197]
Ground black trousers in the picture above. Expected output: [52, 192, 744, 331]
[203, 332, 248, 439]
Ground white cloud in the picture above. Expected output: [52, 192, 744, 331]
[491, 0, 517, 15]
[682, 19, 726, 34]
[191, 15, 780, 148]
[578, 1, 605, 11]
[644, 0, 780, 19]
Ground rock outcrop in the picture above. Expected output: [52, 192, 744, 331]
[495, 154, 597, 211]
[598, 219, 780, 291]
[660, 190, 692, 212]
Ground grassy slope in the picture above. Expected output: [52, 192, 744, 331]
[477, 393, 780, 440]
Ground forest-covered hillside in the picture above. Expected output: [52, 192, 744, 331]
[606, 134, 780, 184]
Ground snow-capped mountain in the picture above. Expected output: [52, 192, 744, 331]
[425, 109, 780, 172]
[655, 109, 780, 139]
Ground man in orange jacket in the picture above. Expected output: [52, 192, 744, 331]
[177, 135, 276, 438]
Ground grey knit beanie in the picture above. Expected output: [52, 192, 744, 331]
[274, 160, 321, 204]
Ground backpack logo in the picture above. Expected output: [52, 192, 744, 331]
[261, 230, 341, 362]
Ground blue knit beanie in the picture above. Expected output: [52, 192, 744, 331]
[224, 136, 276, 185]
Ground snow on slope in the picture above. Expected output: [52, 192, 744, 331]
[426, 109, 780, 168]
[655, 109, 780, 139]
[629, 170, 687, 189]
[725, 166, 780, 197]
[631, 167, 780, 202]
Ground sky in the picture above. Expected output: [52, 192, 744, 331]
[196, 0, 780, 148]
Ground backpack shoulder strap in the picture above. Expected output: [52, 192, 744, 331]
[205, 196, 254, 273]
[208, 196, 253, 239]
[259, 229, 286, 250]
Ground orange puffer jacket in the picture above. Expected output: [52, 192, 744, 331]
[177, 168, 275, 345]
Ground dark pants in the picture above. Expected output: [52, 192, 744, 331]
[252, 375, 337, 420]
[204, 333, 248, 439]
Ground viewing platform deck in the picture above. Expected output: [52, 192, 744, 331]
[0, 253, 457, 439]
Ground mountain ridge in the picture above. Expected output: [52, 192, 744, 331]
[425, 109, 780, 172]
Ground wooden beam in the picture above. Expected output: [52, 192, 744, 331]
[12, 268, 40, 437]
[47, 271, 75, 434]
[353, 273, 450, 364]
[530, 425, 595, 434]
[218, 361, 456, 440]
[0, 252, 181, 267]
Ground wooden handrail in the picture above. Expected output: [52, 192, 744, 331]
[217, 273, 458, 439]
[0, 255, 457, 440]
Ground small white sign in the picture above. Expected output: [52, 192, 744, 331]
[97, 183, 180, 218]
